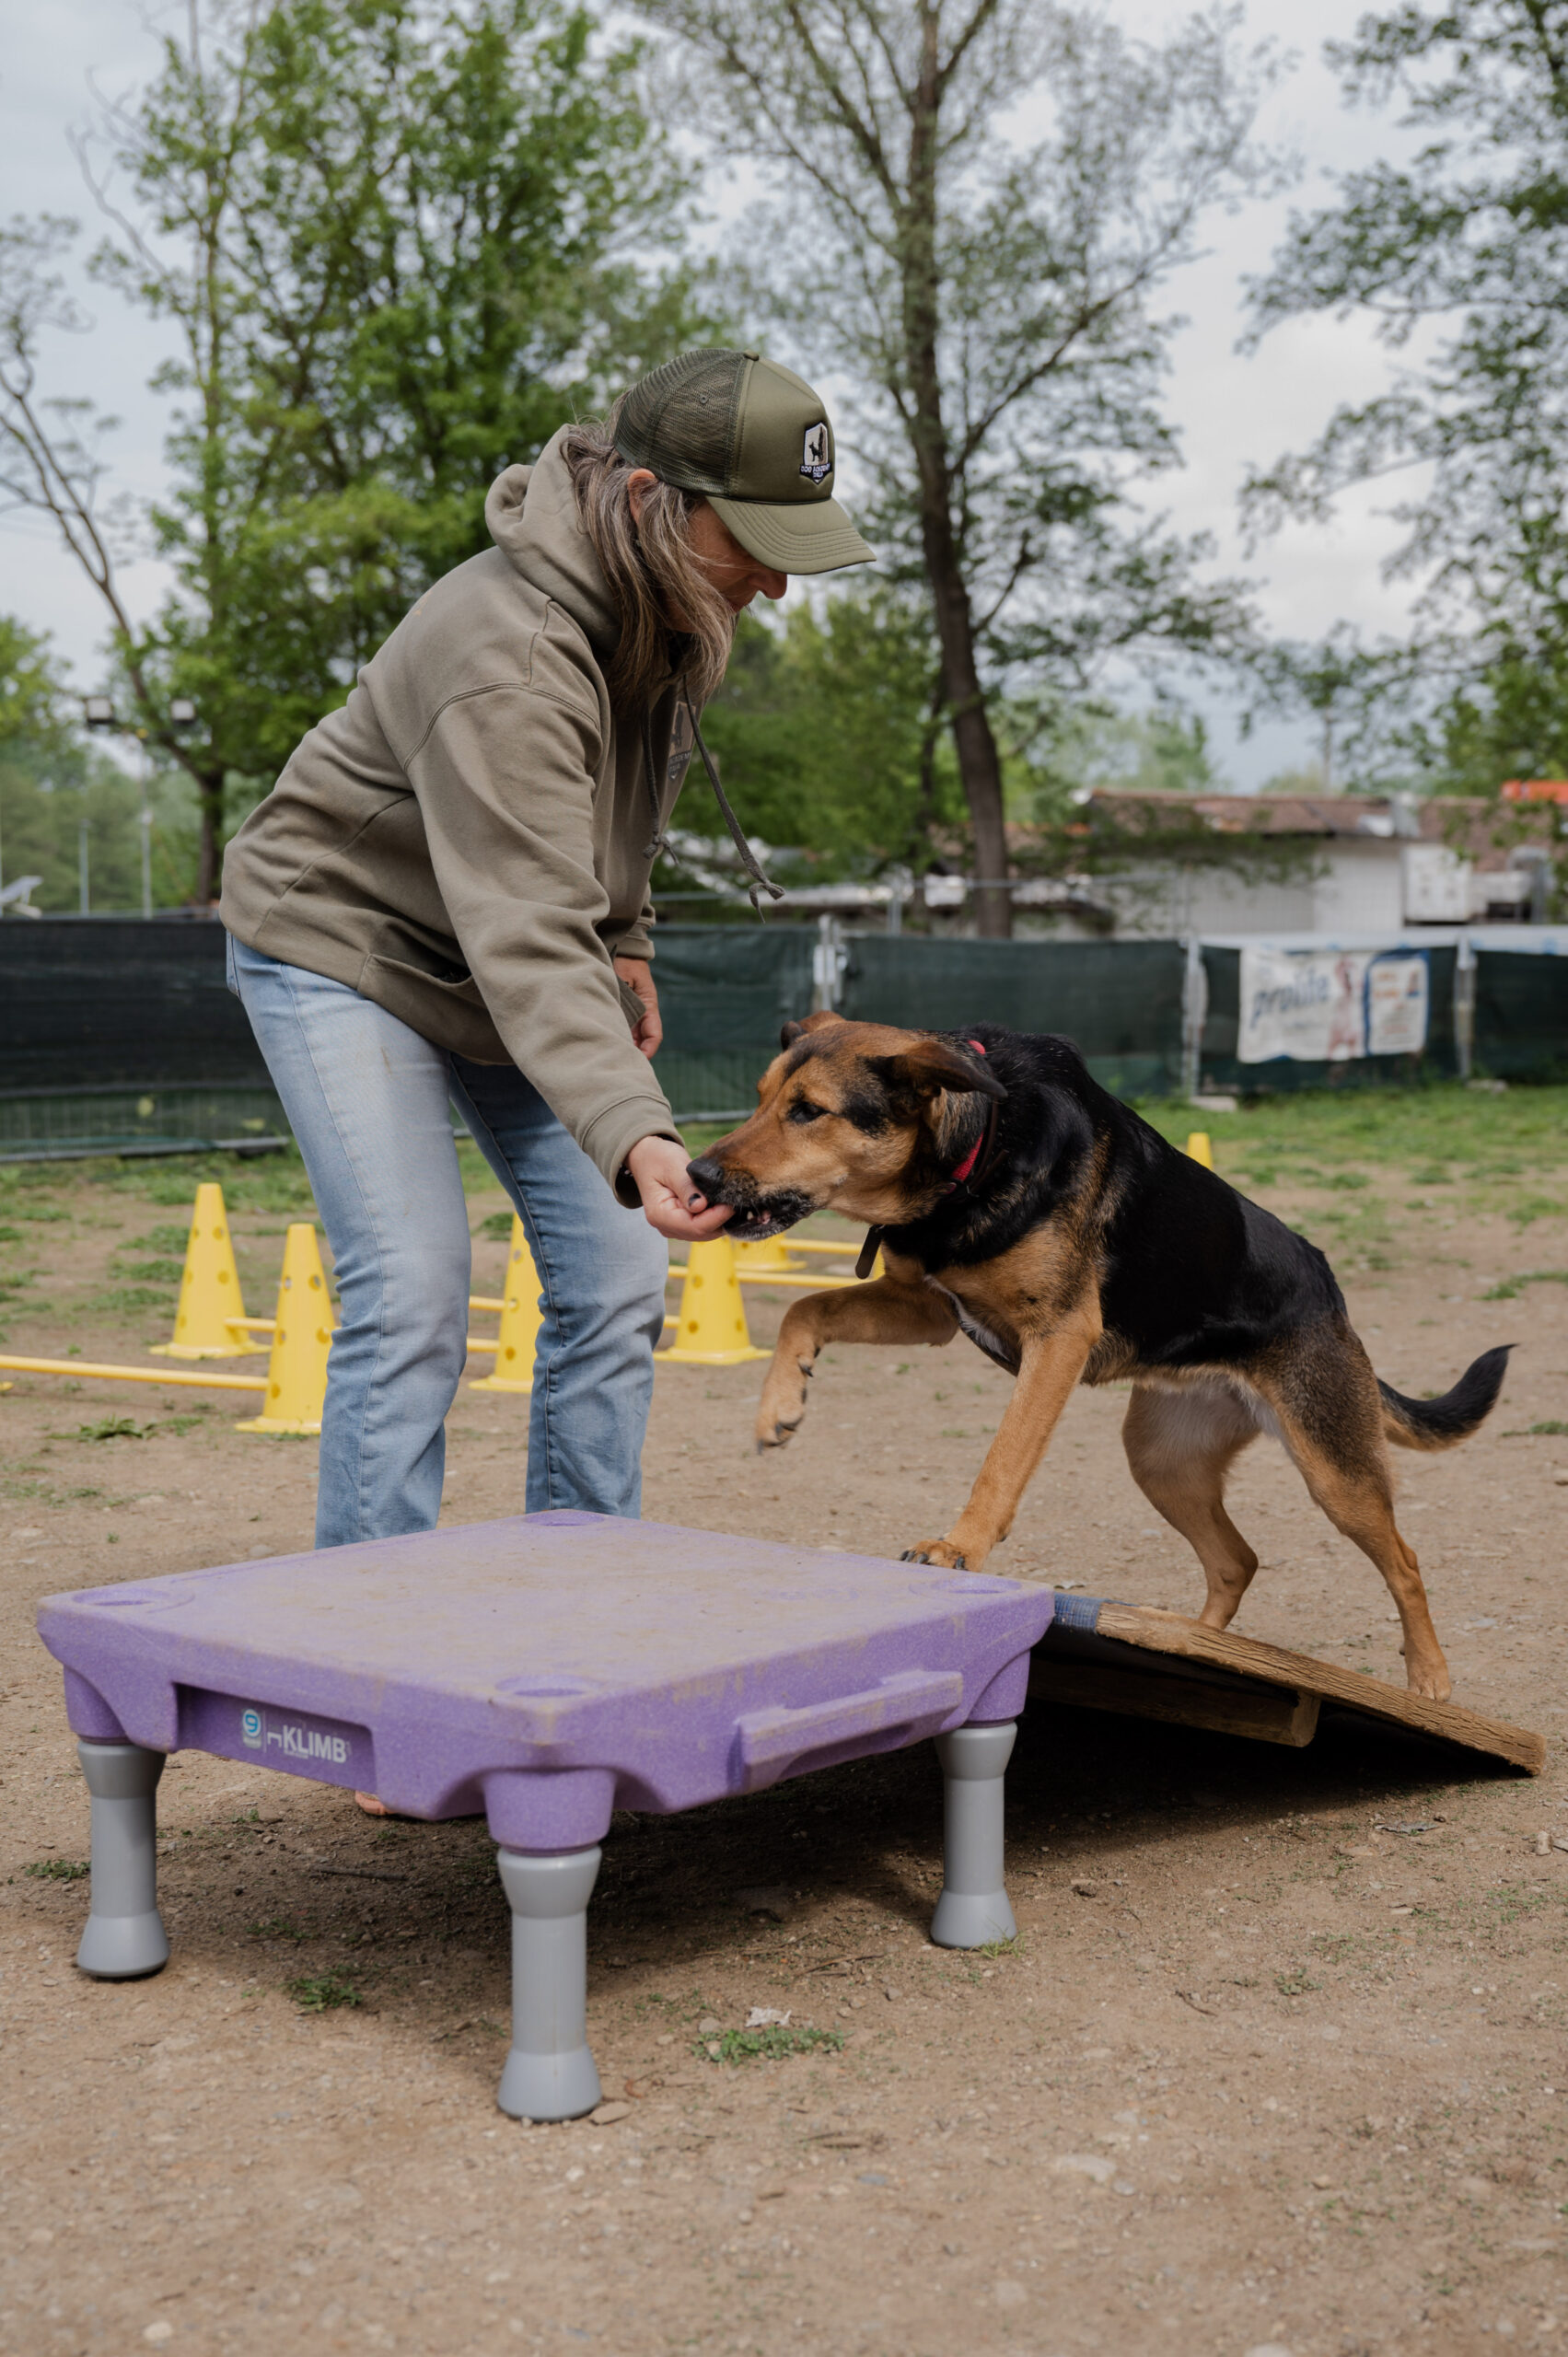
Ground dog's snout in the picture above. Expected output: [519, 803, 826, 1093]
[686, 1155, 727, 1199]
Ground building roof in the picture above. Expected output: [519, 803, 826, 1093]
[1074, 791, 1558, 870]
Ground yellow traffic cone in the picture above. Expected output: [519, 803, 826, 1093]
[149, 1183, 261, 1358]
[732, 1234, 803, 1273]
[1186, 1131, 1214, 1169]
[235, 1224, 334, 1435]
[658, 1236, 769, 1366]
[469, 1217, 544, 1395]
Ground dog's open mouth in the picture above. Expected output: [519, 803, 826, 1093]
[702, 1185, 817, 1242]
[723, 1197, 812, 1241]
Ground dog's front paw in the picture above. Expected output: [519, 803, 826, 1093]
[755, 1363, 810, 1452]
[899, 1538, 968, 1570]
[1405, 1655, 1452, 1703]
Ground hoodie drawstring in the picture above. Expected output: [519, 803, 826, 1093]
[642, 683, 784, 918]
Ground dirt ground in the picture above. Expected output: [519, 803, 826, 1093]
[3, 1123, 1567, 2357]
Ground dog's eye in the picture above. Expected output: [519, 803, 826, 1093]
[787, 1099, 827, 1124]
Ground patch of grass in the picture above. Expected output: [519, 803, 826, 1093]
[1503, 1422, 1568, 1438]
[977, 1933, 1027, 1959]
[110, 1256, 185, 1286]
[1509, 1196, 1567, 1228]
[1483, 1269, 1568, 1300]
[100, 1285, 177, 1314]
[1275, 1968, 1322, 1996]
[73, 1417, 155, 1443]
[23, 1857, 90, 1881]
[284, 1968, 363, 2012]
[696, 2024, 844, 2064]
[142, 1225, 192, 1256]
[249, 1916, 310, 1943]
[476, 1211, 515, 1240]
[1326, 1171, 1372, 1190]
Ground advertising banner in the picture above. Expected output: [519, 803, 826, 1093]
[1238, 947, 1429, 1064]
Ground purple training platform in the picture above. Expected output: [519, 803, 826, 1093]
[37, 1514, 1051, 2117]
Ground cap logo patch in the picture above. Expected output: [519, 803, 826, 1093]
[799, 423, 831, 483]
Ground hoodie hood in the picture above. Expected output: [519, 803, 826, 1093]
[484, 429, 620, 660]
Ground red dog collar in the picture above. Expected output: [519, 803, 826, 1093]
[947, 1041, 988, 1183]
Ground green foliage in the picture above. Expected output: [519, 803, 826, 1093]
[23, 1857, 89, 1881]
[1247, 0, 1568, 787]
[695, 2022, 844, 2064]
[2, 0, 716, 895]
[642, 0, 1273, 927]
[284, 1969, 363, 2011]
[682, 595, 964, 875]
[1008, 695, 1229, 826]
[0, 617, 151, 910]
[75, 1417, 155, 1442]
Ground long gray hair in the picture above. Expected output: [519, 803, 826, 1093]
[563, 401, 736, 713]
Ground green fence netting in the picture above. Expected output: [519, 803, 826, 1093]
[841, 935, 1187, 1097]
[1475, 949, 1568, 1081]
[1199, 944, 1460, 1093]
[5, 921, 1563, 1160]
[647, 923, 818, 1119]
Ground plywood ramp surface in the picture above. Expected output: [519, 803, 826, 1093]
[1031, 1596, 1545, 1776]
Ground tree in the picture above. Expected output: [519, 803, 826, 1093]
[1245, 0, 1568, 790]
[0, 616, 145, 910]
[684, 591, 963, 878]
[1, 0, 710, 901]
[636, 0, 1276, 930]
[1242, 624, 1418, 794]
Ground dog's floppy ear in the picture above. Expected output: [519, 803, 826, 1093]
[868, 1039, 1007, 1105]
[780, 1020, 807, 1050]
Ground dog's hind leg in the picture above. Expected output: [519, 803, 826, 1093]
[1261, 1329, 1450, 1701]
[1122, 1382, 1262, 1631]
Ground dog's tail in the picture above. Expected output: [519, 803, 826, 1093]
[1379, 1344, 1514, 1452]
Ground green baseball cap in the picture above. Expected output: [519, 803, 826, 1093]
[613, 348, 875, 575]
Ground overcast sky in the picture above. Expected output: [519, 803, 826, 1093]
[1, 0, 1426, 788]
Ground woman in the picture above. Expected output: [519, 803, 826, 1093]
[220, 348, 873, 1554]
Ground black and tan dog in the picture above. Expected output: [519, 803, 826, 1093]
[689, 1014, 1512, 1701]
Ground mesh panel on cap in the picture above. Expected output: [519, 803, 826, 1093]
[613, 348, 749, 495]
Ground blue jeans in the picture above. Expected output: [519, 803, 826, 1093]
[228, 935, 668, 1548]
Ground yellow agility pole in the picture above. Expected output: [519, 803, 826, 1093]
[0, 1356, 265, 1392]
[1186, 1131, 1214, 1169]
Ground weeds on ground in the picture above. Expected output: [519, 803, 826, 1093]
[284, 1969, 363, 2012]
[696, 2023, 844, 2064]
[23, 1858, 89, 1881]
[249, 1917, 310, 1943]
[1484, 1270, 1568, 1298]
[72, 1417, 155, 1443]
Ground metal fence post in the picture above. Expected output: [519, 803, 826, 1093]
[1180, 935, 1207, 1100]
[1455, 934, 1476, 1081]
[811, 914, 846, 1014]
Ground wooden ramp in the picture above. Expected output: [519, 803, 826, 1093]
[1030, 1595, 1545, 1776]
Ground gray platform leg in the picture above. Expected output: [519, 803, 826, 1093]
[930, 1721, 1017, 1949]
[495, 1845, 602, 2122]
[75, 1740, 169, 1980]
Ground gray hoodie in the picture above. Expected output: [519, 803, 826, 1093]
[219, 430, 691, 1200]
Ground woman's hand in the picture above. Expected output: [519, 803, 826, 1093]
[614, 956, 662, 1058]
[627, 1135, 733, 1241]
